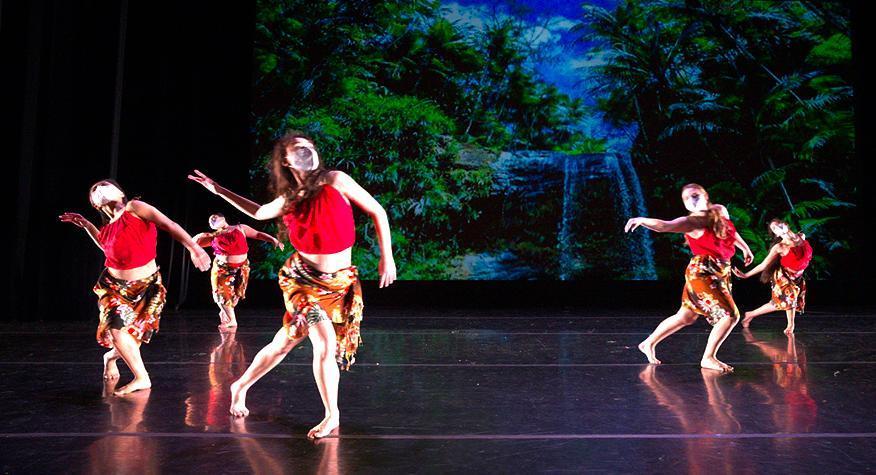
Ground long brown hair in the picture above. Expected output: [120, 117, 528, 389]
[761, 218, 787, 284]
[269, 131, 331, 239]
[88, 179, 128, 225]
[682, 183, 729, 239]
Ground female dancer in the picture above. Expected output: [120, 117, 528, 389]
[625, 183, 754, 372]
[188, 131, 396, 438]
[734, 219, 813, 334]
[60, 180, 210, 395]
[193, 213, 283, 329]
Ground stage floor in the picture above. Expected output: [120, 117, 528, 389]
[2, 306, 875, 473]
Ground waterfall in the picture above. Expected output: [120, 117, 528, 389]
[558, 154, 581, 280]
[464, 150, 657, 280]
[608, 153, 657, 280]
[615, 154, 657, 280]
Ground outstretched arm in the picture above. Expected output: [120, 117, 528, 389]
[734, 245, 780, 279]
[239, 224, 283, 250]
[58, 212, 104, 251]
[188, 169, 286, 221]
[329, 171, 396, 288]
[625, 215, 702, 234]
[128, 200, 211, 271]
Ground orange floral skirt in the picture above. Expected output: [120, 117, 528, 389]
[681, 255, 740, 326]
[211, 259, 250, 307]
[93, 270, 166, 348]
[278, 253, 364, 370]
[771, 267, 806, 313]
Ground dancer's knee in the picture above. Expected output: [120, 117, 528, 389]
[312, 340, 336, 364]
[678, 312, 697, 326]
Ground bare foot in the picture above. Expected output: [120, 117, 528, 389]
[717, 360, 734, 373]
[103, 351, 120, 380]
[741, 312, 755, 328]
[229, 380, 249, 417]
[114, 376, 152, 396]
[307, 415, 340, 440]
[784, 326, 795, 335]
[638, 341, 661, 364]
[701, 357, 729, 373]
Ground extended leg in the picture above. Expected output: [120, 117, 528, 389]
[229, 327, 304, 417]
[638, 306, 698, 364]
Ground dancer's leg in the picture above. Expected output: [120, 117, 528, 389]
[219, 304, 237, 329]
[742, 302, 778, 328]
[701, 314, 739, 372]
[229, 327, 304, 417]
[638, 306, 698, 364]
[307, 320, 340, 439]
[103, 347, 120, 380]
[110, 328, 151, 395]
[784, 308, 797, 335]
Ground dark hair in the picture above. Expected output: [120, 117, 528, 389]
[88, 179, 128, 225]
[269, 130, 330, 240]
[681, 183, 728, 239]
[760, 218, 788, 284]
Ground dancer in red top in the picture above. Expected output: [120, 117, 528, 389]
[734, 219, 813, 334]
[189, 131, 396, 438]
[626, 183, 754, 372]
[60, 179, 210, 395]
[193, 213, 282, 330]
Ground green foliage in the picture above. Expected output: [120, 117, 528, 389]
[579, 0, 856, 278]
[250, 0, 603, 279]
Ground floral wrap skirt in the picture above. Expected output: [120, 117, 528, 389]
[681, 255, 740, 326]
[278, 253, 364, 370]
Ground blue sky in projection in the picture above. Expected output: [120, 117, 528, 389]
[439, 0, 629, 150]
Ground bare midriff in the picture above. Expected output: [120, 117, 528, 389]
[298, 247, 353, 273]
[107, 259, 159, 281]
[216, 253, 248, 264]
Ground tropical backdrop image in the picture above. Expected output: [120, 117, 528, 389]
[248, 0, 856, 281]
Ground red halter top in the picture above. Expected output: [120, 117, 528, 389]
[685, 217, 737, 261]
[98, 210, 158, 270]
[211, 226, 249, 255]
[282, 185, 355, 254]
[781, 240, 813, 272]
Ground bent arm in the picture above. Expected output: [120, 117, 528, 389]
[239, 224, 279, 245]
[128, 200, 200, 251]
[734, 231, 753, 257]
[82, 221, 103, 251]
[192, 232, 214, 248]
[330, 172, 393, 259]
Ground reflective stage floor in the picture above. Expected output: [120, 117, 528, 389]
[2, 306, 875, 473]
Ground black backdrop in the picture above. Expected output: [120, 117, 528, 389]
[3, 0, 875, 322]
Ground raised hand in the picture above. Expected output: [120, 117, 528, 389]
[59, 212, 90, 228]
[378, 256, 397, 288]
[187, 169, 218, 194]
[190, 247, 212, 271]
[624, 217, 643, 233]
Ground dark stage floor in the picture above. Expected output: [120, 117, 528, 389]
[2, 306, 875, 473]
